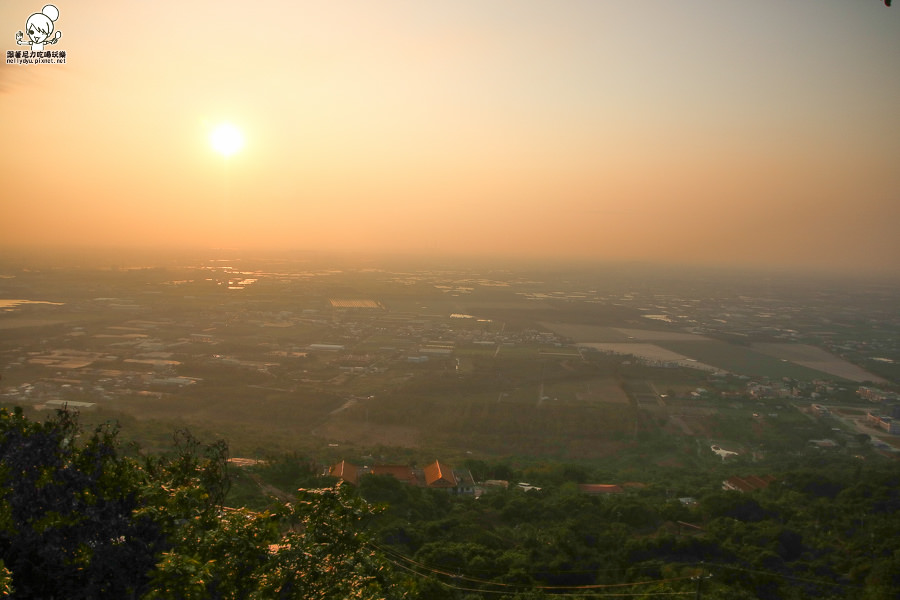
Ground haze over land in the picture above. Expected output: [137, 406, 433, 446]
[1, 256, 900, 600]
[2, 1, 899, 275]
[1, 252, 897, 462]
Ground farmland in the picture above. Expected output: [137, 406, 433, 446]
[0, 254, 897, 465]
[751, 342, 889, 382]
[544, 322, 880, 382]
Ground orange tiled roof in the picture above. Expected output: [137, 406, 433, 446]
[424, 460, 457, 488]
[329, 460, 360, 485]
[621, 482, 647, 489]
[371, 464, 418, 484]
[723, 474, 775, 493]
[578, 484, 624, 495]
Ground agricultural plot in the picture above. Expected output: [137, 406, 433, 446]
[577, 342, 721, 372]
[751, 343, 887, 383]
[622, 379, 662, 410]
[542, 321, 881, 383]
[541, 323, 717, 344]
[575, 377, 632, 405]
[612, 328, 714, 342]
[543, 376, 631, 406]
[654, 340, 837, 381]
[313, 419, 422, 449]
[539, 322, 634, 342]
[318, 386, 639, 460]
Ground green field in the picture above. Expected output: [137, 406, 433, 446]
[657, 340, 841, 380]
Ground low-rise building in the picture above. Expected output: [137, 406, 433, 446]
[309, 344, 345, 352]
[867, 412, 900, 434]
[371, 465, 419, 486]
[328, 460, 361, 485]
[327, 459, 475, 494]
[722, 474, 775, 493]
[578, 484, 624, 495]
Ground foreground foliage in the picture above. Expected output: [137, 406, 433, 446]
[0, 408, 399, 599]
[356, 458, 900, 599]
[3, 407, 900, 599]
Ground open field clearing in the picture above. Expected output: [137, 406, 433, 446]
[313, 420, 422, 449]
[0, 312, 104, 329]
[612, 328, 713, 342]
[655, 340, 839, 381]
[541, 323, 715, 344]
[572, 377, 631, 405]
[577, 342, 721, 372]
[0, 318, 70, 329]
[539, 376, 631, 406]
[533, 322, 888, 382]
[314, 382, 641, 459]
[751, 343, 888, 383]
[539, 323, 635, 342]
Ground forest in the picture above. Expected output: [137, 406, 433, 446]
[1, 407, 899, 599]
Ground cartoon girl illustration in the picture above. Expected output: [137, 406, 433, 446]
[15, 5, 62, 52]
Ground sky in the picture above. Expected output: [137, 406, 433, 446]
[1, 0, 899, 274]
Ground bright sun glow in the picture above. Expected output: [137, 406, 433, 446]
[210, 123, 244, 157]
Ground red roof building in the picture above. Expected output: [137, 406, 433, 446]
[424, 460, 458, 489]
[327, 459, 474, 494]
[371, 464, 420, 486]
[328, 460, 361, 485]
[722, 474, 776, 493]
[578, 484, 624, 495]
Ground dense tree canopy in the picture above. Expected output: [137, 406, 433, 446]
[0, 408, 400, 600]
[354, 458, 900, 599]
[2, 407, 900, 599]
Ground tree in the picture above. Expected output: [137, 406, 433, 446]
[145, 486, 398, 600]
[0, 408, 402, 600]
[864, 550, 900, 600]
[0, 407, 164, 599]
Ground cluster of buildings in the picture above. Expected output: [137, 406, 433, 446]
[323, 459, 653, 499]
[327, 459, 475, 495]
[858, 386, 900, 403]
[857, 386, 900, 436]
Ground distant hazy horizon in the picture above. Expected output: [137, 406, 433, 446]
[2, 1, 898, 276]
[2, 242, 898, 285]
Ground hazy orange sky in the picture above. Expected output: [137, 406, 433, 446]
[2, 1, 899, 273]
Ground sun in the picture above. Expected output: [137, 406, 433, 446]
[210, 123, 244, 157]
